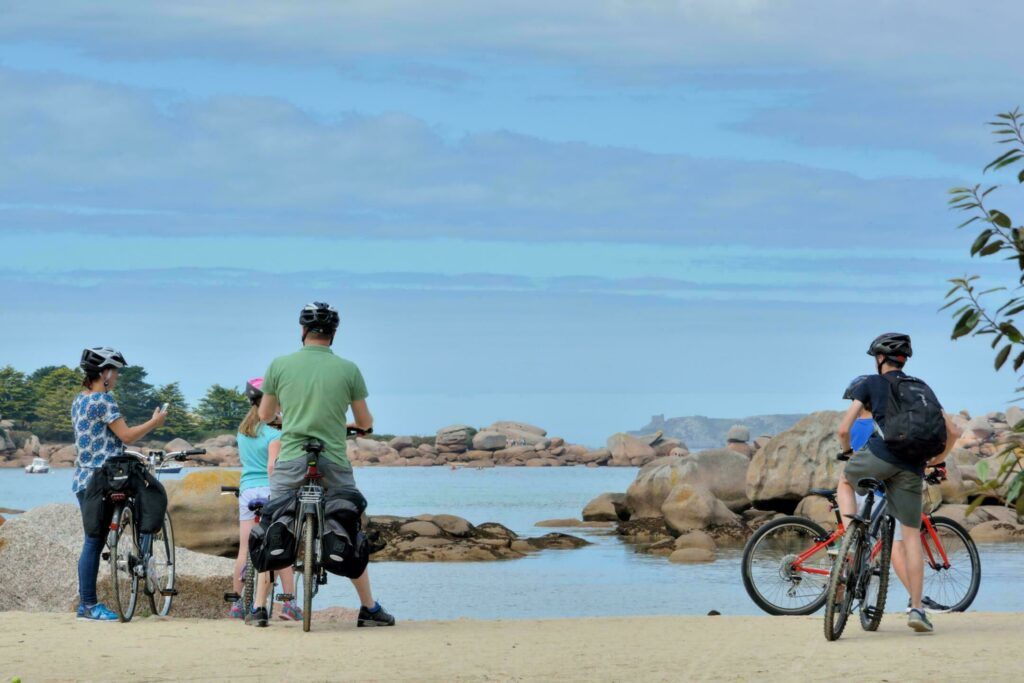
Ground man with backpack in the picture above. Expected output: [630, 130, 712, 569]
[257, 301, 396, 627]
[835, 333, 960, 633]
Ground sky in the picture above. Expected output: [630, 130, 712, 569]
[2, 1, 1023, 445]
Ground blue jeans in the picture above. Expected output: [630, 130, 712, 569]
[76, 490, 104, 607]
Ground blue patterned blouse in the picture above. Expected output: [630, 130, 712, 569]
[71, 391, 124, 493]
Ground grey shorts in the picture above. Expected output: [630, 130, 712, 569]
[269, 457, 362, 501]
[844, 448, 923, 528]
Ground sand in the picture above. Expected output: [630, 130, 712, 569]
[0, 611, 1019, 682]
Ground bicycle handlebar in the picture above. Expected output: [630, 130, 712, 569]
[347, 426, 372, 436]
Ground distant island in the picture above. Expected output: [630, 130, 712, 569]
[631, 414, 807, 450]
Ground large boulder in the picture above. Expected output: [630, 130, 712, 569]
[483, 421, 547, 446]
[660, 483, 740, 533]
[626, 450, 750, 518]
[794, 495, 837, 529]
[668, 547, 715, 563]
[746, 411, 842, 506]
[0, 504, 233, 617]
[606, 433, 656, 467]
[164, 470, 241, 557]
[472, 431, 508, 451]
[582, 493, 630, 521]
[164, 437, 193, 453]
[22, 434, 41, 456]
[435, 425, 476, 452]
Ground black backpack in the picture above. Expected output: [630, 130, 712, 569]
[249, 495, 299, 572]
[320, 490, 369, 579]
[880, 374, 947, 464]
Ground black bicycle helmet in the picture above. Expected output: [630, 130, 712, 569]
[843, 375, 872, 400]
[80, 347, 128, 373]
[299, 301, 340, 333]
[866, 333, 912, 362]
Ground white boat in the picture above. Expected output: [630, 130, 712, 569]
[155, 464, 182, 475]
[24, 457, 50, 474]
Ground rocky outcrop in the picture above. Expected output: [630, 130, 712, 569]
[582, 493, 630, 521]
[745, 411, 842, 507]
[606, 433, 657, 467]
[368, 514, 588, 561]
[626, 450, 750, 518]
[164, 470, 241, 557]
[660, 483, 740, 532]
[0, 504, 233, 618]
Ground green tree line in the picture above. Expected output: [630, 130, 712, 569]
[0, 364, 250, 442]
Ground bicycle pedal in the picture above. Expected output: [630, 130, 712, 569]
[223, 592, 241, 602]
[276, 593, 295, 601]
[160, 589, 178, 597]
[101, 552, 111, 561]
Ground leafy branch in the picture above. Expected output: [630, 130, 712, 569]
[944, 107, 1024, 519]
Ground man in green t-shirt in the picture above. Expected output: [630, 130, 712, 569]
[258, 301, 395, 627]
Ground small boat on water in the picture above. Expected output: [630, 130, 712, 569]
[155, 464, 182, 475]
[24, 457, 50, 474]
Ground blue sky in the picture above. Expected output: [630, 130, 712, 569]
[1, 2, 1023, 444]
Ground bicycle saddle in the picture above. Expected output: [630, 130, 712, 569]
[808, 488, 837, 500]
[856, 477, 884, 491]
[302, 440, 325, 455]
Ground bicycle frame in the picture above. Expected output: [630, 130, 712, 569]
[791, 489, 949, 577]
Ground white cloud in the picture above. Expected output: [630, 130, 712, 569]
[0, 68, 974, 248]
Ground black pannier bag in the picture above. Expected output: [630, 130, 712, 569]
[881, 374, 947, 465]
[321, 490, 369, 579]
[81, 458, 168, 537]
[249, 495, 299, 572]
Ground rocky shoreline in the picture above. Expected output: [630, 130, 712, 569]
[545, 409, 1024, 562]
[0, 419, 712, 470]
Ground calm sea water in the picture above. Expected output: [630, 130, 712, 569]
[3, 467, 1022, 620]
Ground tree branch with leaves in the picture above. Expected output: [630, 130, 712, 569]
[944, 107, 1024, 518]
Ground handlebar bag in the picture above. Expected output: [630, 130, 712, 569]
[249, 494, 298, 572]
[321, 491, 369, 579]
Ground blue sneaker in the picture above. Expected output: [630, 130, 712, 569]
[78, 603, 118, 622]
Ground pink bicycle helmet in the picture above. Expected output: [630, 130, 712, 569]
[245, 377, 264, 404]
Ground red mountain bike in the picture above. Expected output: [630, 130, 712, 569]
[741, 467, 980, 618]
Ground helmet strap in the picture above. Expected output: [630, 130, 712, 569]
[102, 368, 112, 389]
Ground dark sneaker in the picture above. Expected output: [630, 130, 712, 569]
[907, 596, 951, 613]
[357, 603, 396, 627]
[908, 608, 933, 633]
[252, 607, 269, 628]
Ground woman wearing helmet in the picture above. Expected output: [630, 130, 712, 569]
[73, 347, 166, 621]
[230, 377, 301, 624]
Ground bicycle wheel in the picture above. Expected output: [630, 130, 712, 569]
[265, 570, 277, 619]
[302, 512, 316, 632]
[147, 512, 176, 617]
[922, 517, 981, 612]
[859, 516, 893, 631]
[241, 556, 257, 624]
[824, 524, 862, 641]
[741, 516, 833, 615]
[109, 505, 140, 622]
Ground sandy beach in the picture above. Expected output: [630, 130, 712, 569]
[1, 611, 1019, 682]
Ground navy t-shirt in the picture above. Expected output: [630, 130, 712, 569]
[848, 370, 934, 475]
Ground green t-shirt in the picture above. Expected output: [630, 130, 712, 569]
[262, 345, 368, 468]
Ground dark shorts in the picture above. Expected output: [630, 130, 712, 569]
[269, 457, 362, 501]
[844, 448, 923, 528]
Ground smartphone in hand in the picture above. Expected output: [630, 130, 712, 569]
[160, 403, 170, 413]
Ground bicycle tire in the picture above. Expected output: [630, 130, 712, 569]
[923, 516, 981, 612]
[302, 512, 316, 632]
[110, 505, 139, 622]
[741, 516, 833, 615]
[859, 516, 893, 631]
[824, 524, 862, 641]
[242, 556, 256, 624]
[147, 512, 176, 617]
[266, 570, 276, 620]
